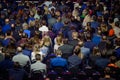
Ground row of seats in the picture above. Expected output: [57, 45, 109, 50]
[30, 67, 101, 80]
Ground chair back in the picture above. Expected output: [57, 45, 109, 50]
[31, 70, 45, 80]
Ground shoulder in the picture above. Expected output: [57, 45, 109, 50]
[60, 57, 67, 62]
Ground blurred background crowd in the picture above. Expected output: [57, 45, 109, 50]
[0, 0, 120, 80]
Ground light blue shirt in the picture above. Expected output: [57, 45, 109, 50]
[81, 46, 90, 57]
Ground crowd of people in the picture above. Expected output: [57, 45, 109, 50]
[0, 0, 120, 80]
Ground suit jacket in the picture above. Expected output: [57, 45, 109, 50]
[59, 44, 74, 59]
[68, 54, 81, 69]
[68, 39, 79, 47]
[31, 61, 47, 72]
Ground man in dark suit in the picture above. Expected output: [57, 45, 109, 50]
[59, 38, 74, 59]
[68, 31, 79, 47]
[68, 45, 82, 74]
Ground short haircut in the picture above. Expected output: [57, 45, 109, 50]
[86, 34, 91, 40]
[55, 49, 62, 56]
[14, 62, 21, 68]
[72, 31, 78, 39]
[35, 54, 41, 60]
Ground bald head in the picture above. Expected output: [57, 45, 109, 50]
[17, 47, 23, 53]
[5, 18, 9, 24]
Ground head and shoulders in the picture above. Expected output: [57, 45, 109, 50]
[31, 54, 46, 67]
[68, 45, 82, 60]
[51, 49, 67, 62]
[12, 46, 29, 59]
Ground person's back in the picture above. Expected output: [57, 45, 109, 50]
[50, 49, 68, 70]
[0, 52, 4, 62]
[99, 67, 116, 80]
[59, 38, 74, 59]
[12, 47, 30, 67]
[48, 16, 56, 27]
[84, 34, 96, 51]
[8, 62, 28, 80]
[0, 53, 14, 79]
[31, 54, 46, 80]
[68, 45, 82, 74]
[114, 38, 120, 58]
[2, 18, 11, 34]
[68, 31, 79, 47]
[31, 54, 47, 72]
[78, 41, 90, 58]
[0, 53, 14, 69]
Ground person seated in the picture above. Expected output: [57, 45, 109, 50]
[68, 45, 82, 77]
[0, 52, 14, 80]
[59, 38, 74, 59]
[99, 67, 116, 80]
[12, 46, 31, 68]
[50, 49, 68, 72]
[8, 62, 28, 80]
[31, 54, 47, 73]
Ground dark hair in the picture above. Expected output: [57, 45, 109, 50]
[86, 22, 91, 26]
[5, 53, 11, 59]
[86, 34, 91, 40]
[6, 30, 12, 36]
[41, 20, 46, 25]
[14, 62, 21, 68]
[92, 15, 97, 21]
[35, 54, 41, 60]
[108, 17, 114, 23]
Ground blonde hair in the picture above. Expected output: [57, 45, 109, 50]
[56, 36, 63, 45]
[33, 44, 40, 52]
[72, 31, 78, 39]
[78, 41, 84, 47]
[55, 49, 62, 56]
[42, 35, 52, 46]
[100, 23, 108, 32]
[29, 21, 35, 27]
[22, 23, 28, 30]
